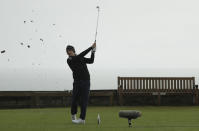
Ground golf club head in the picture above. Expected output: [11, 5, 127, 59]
[96, 6, 100, 12]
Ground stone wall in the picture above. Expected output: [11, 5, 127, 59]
[0, 90, 198, 109]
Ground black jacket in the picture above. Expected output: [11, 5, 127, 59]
[67, 47, 95, 81]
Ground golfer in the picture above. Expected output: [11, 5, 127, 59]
[66, 43, 96, 124]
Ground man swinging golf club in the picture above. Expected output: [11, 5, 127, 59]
[66, 43, 96, 124]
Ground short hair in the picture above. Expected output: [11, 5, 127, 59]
[66, 45, 75, 53]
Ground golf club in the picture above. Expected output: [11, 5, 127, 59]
[94, 6, 100, 43]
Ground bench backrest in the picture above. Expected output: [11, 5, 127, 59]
[118, 77, 195, 92]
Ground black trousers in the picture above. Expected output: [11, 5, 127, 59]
[71, 80, 90, 120]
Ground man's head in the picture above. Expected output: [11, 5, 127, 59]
[66, 45, 76, 56]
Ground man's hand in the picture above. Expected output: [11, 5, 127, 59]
[92, 42, 96, 53]
[92, 42, 96, 49]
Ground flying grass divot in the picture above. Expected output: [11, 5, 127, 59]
[119, 110, 142, 127]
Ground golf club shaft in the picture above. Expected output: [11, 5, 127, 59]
[94, 6, 100, 43]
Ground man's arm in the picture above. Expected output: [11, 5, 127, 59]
[78, 42, 96, 57]
[84, 52, 95, 64]
[78, 47, 92, 57]
[67, 59, 72, 69]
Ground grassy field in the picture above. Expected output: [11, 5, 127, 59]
[0, 106, 199, 131]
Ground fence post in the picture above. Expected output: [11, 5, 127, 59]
[118, 86, 123, 106]
[158, 78, 161, 106]
[118, 77, 123, 106]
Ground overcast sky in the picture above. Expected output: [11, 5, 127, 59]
[0, 0, 199, 91]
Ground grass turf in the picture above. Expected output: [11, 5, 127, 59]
[0, 106, 199, 131]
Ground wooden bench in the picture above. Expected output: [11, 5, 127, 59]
[118, 77, 199, 105]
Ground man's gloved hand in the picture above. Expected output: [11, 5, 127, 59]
[92, 42, 96, 53]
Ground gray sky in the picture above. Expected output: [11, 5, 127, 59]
[0, 0, 199, 91]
